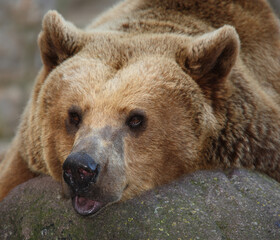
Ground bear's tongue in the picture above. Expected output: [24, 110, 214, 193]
[72, 196, 103, 216]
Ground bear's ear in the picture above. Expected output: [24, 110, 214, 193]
[180, 25, 240, 91]
[38, 10, 86, 71]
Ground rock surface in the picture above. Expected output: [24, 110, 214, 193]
[0, 169, 280, 240]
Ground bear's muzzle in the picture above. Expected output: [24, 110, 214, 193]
[61, 127, 126, 216]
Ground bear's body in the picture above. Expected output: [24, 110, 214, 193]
[1, 0, 280, 215]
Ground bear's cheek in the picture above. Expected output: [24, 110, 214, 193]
[121, 135, 170, 199]
[38, 106, 76, 180]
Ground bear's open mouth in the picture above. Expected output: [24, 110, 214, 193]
[72, 196, 104, 216]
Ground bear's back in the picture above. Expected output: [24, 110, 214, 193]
[89, 0, 280, 100]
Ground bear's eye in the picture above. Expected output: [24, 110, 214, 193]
[69, 111, 81, 126]
[68, 107, 82, 128]
[127, 114, 144, 129]
[65, 106, 83, 135]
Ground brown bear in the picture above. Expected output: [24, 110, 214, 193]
[1, 0, 280, 216]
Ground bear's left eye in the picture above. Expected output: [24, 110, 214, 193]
[126, 114, 145, 129]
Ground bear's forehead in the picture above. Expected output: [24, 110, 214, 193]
[80, 32, 189, 62]
[51, 53, 190, 115]
[47, 33, 195, 111]
[58, 53, 184, 93]
[55, 32, 193, 89]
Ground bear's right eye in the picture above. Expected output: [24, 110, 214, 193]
[66, 106, 83, 133]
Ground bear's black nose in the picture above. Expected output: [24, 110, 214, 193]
[63, 152, 100, 193]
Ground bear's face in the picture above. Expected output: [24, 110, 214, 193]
[40, 54, 210, 215]
[37, 11, 239, 215]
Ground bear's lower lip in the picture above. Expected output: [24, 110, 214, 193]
[72, 196, 104, 216]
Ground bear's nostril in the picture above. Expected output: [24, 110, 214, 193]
[63, 168, 74, 187]
[78, 165, 100, 183]
[65, 168, 72, 175]
[79, 168, 94, 178]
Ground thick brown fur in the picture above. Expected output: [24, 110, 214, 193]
[1, 0, 280, 203]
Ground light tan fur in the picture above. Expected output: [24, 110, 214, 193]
[0, 0, 280, 203]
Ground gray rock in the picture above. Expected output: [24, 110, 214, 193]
[0, 169, 279, 240]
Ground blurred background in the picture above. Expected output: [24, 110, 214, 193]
[0, 0, 118, 151]
[0, 0, 279, 151]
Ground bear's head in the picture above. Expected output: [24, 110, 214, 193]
[37, 11, 239, 215]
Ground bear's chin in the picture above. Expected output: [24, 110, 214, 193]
[72, 196, 105, 216]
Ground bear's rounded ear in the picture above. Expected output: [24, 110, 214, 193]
[38, 10, 87, 71]
[179, 25, 240, 90]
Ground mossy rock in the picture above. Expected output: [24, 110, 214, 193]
[0, 169, 280, 240]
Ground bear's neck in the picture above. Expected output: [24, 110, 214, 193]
[208, 71, 280, 182]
